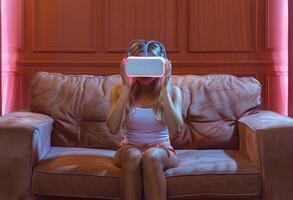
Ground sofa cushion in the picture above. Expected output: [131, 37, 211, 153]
[165, 150, 261, 199]
[30, 72, 261, 149]
[30, 72, 124, 149]
[33, 147, 260, 200]
[171, 74, 261, 149]
[32, 147, 120, 199]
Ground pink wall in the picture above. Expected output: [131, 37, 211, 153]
[266, 0, 288, 115]
[0, 1, 1, 115]
[1, 0, 289, 115]
[289, 0, 293, 117]
[1, 0, 23, 115]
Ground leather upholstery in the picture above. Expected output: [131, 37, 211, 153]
[239, 111, 293, 200]
[32, 147, 120, 199]
[0, 112, 53, 200]
[32, 147, 261, 200]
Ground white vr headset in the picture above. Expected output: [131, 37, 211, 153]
[125, 56, 165, 77]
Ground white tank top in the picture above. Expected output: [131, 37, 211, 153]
[124, 107, 169, 144]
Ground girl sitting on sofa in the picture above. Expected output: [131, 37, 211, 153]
[106, 39, 184, 200]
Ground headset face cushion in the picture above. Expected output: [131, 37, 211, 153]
[125, 57, 165, 77]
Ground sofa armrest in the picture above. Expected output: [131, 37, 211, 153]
[238, 110, 293, 200]
[0, 112, 53, 200]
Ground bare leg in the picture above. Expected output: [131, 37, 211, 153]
[113, 147, 143, 200]
[142, 147, 178, 200]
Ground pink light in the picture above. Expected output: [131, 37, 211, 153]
[278, 0, 288, 115]
[1, 0, 21, 115]
[267, 0, 288, 115]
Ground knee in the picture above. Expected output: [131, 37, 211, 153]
[142, 150, 163, 171]
[122, 148, 142, 168]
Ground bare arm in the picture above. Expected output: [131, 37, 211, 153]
[106, 84, 131, 134]
[106, 57, 135, 134]
[161, 85, 184, 137]
[160, 59, 184, 137]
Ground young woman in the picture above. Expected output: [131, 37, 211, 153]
[106, 39, 183, 200]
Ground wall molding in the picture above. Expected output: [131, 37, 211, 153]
[187, 0, 257, 52]
[32, 0, 97, 52]
[105, 0, 180, 52]
[265, 0, 269, 49]
[3, 0, 24, 51]
[265, 71, 288, 112]
[265, 0, 273, 50]
[1, 71, 25, 111]
[18, 0, 24, 51]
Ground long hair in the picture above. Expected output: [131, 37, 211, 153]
[122, 40, 168, 130]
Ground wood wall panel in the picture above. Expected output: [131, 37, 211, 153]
[188, 0, 256, 52]
[266, 72, 288, 113]
[105, 0, 179, 52]
[289, 0, 293, 117]
[2, 0, 24, 51]
[32, 0, 97, 52]
[2, 0, 288, 115]
[2, 71, 24, 114]
[0, 0, 2, 115]
[266, 0, 287, 50]
[1, 0, 25, 114]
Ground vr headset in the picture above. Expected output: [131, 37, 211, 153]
[125, 56, 165, 77]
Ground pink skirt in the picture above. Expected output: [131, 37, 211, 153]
[117, 139, 176, 157]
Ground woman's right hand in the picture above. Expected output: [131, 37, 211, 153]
[120, 57, 135, 87]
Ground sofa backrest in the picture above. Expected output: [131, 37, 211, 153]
[30, 72, 261, 149]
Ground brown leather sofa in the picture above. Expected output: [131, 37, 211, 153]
[1, 71, 293, 200]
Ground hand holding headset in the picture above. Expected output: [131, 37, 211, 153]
[123, 40, 169, 86]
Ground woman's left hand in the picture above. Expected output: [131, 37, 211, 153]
[161, 59, 172, 88]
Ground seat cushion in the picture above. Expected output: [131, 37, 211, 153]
[32, 147, 120, 199]
[33, 147, 260, 200]
[165, 150, 261, 199]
